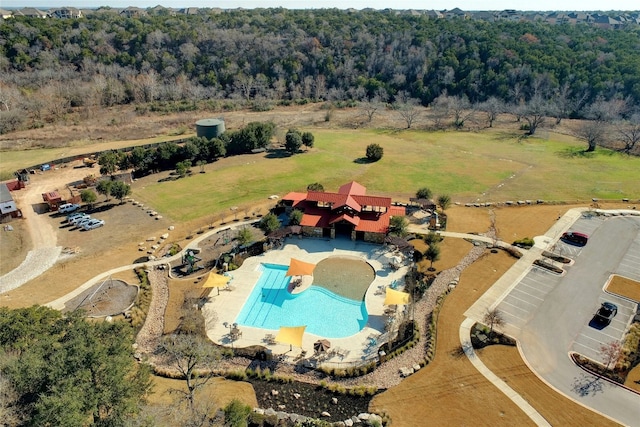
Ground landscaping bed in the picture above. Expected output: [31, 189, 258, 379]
[249, 378, 375, 423]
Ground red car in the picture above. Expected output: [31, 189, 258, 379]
[561, 231, 588, 246]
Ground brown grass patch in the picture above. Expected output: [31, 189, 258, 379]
[147, 375, 257, 422]
[414, 237, 474, 274]
[624, 364, 640, 392]
[370, 250, 536, 425]
[0, 219, 31, 275]
[479, 346, 619, 426]
[606, 275, 640, 302]
[164, 277, 209, 334]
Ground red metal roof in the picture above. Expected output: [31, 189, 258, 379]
[283, 181, 402, 235]
[330, 213, 360, 226]
[389, 206, 406, 216]
[338, 181, 366, 195]
[352, 195, 391, 209]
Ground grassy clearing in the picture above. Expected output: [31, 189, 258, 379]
[0, 134, 192, 179]
[134, 128, 640, 223]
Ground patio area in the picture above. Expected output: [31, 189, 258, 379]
[200, 236, 411, 367]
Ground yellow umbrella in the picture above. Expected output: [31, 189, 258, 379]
[285, 258, 316, 277]
[202, 272, 231, 295]
[275, 325, 306, 351]
[384, 287, 410, 305]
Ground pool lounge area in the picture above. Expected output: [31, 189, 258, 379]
[201, 237, 409, 366]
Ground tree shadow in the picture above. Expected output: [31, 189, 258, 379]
[353, 157, 376, 164]
[571, 372, 606, 397]
[493, 131, 525, 142]
[264, 149, 292, 159]
[557, 147, 596, 158]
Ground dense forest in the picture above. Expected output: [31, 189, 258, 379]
[1, 8, 640, 136]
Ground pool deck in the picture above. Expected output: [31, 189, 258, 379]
[201, 236, 409, 367]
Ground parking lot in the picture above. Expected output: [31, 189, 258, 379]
[497, 214, 640, 360]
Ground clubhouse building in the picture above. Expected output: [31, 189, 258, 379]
[282, 181, 405, 243]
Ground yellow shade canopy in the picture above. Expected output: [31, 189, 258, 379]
[384, 287, 410, 305]
[275, 325, 306, 350]
[285, 258, 316, 277]
[202, 273, 231, 288]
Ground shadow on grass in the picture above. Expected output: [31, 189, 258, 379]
[265, 149, 292, 159]
[353, 157, 377, 164]
[557, 147, 597, 158]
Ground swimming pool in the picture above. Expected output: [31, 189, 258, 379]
[235, 263, 368, 338]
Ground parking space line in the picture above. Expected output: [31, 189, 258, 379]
[502, 293, 538, 308]
[511, 287, 544, 301]
[499, 300, 530, 314]
[518, 281, 553, 295]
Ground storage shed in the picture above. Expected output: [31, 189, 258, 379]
[196, 118, 225, 139]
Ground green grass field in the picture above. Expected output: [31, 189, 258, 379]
[0, 134, 192, 180]
[131, 128, 640, 223]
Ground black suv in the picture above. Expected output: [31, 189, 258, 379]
[593, 302, 618, 326]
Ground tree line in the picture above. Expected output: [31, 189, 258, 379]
[1, 9, 640, 134]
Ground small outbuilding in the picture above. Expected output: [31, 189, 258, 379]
[0, 183, 20, 221]
[196, 118, 225, 139]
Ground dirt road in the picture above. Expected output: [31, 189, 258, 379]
[0, 163, 92, 293]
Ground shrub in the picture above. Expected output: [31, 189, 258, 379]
[224, 399, 251, 427]
[513, 237, 535, 248]
[365, 143, 383, 161]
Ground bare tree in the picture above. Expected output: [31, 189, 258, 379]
[395, 98, 421, 129]
[575, 120, 608, 152]
[449, 95, 474, 129]
[360, 99, 383, 123]
[483, 308, 505, 339]
[517, 95, 550, 135]
[475, 97, 504, 128]
[616, 114, 640, 154]
[159, 334, 221, 410]
[599, 341, 622, 372]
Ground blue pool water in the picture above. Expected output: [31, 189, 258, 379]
[235, 263, 368, 338]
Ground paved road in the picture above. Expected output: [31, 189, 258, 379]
[499, 215, 640, 426]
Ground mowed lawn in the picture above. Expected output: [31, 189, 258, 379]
[134, 128, 640, 223]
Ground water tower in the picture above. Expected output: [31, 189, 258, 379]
[195, 118, 225, 139]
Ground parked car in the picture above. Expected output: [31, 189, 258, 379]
[561, 231, 589, 246]
[593, 302, 618, 326]
[74, 217, 94, 228]
[69, 215, 90, 225]
[59, 203, 80, 214]
[82, 219, 105, 230]
[66, 212, 88, 223]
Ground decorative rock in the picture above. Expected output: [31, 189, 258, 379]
[464, 203, 472, 207]
[278, 405, 286, 410]
[151, 245, 159, 250]
[505, 201, 514, 205]
[138, 242, 145, 246]
[151, 211, 158, 216]
[168, 225, 175, 230]
[357, 413, 371, 421]
[369, 414, 383, 425]
[271, 390, 279, 396]
[345, 419, 354, 427]
[105, 316, 113, 322]
[276, 411, 287, 420]
[525, 200, 532, 204]
[146, 237, 156, 241]
[253, 408, 264, 415]
[161, 233, 169, 239]
[331, 397, 338, 404]
[148, 255, 156, 261]
[147, 250, 153, 254]
[537, 199, 545, 204]
[293, 393, 301, 399]
[321, 411, 331, 417]
[413, 364, 421, 372]
[351, 415, 360, 424]
[264, 408, 276, 416]
[138, 247, 146, 251]
[517, 200, 526, 205]
[156, 216, 163, 220]
[399, 367, 414, 377]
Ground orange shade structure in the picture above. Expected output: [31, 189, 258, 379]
[384, 287, 410, 305]
[202, 272, 231, 295]
[275, 325, 306, 350]
[285, 258, 316, 277]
